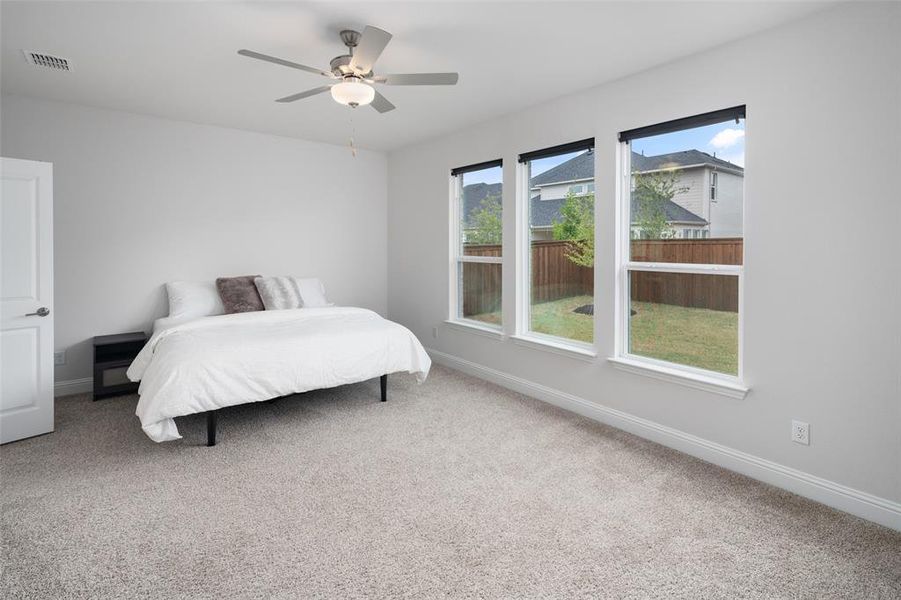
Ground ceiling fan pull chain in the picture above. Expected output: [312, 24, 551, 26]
[349, 114, 357, 158]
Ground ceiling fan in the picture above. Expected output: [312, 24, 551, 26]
[238, 26, 458, 113]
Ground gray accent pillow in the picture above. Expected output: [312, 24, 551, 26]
[254, 276, 303, 311]
[216, 275, 265, 314]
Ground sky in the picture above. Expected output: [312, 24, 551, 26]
[631, 119, 745, 168]
[461, 118, 745, 186]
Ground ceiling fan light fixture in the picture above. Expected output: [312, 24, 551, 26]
[331, 78, 375, 108]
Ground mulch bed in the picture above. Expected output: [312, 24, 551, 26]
[573, 304, 637, 316]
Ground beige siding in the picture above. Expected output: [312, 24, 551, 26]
[709, 170, 744, 236]
[669, 167, 706, 220]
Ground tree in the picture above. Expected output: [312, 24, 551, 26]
[551, 191, 594, 267]
[467, 193, 502, 245]
[631, 170, 686, 239]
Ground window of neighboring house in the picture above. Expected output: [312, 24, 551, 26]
[518, 138, 595, 347]
[587, 183, 595, 193]
[619, 106, 745, 379]
[682, 228, 691, 239]
[450, 160, 503, 328]
[710, 171, 718, 200]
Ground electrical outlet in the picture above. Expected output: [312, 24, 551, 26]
[432, 326, 438, 339]
[791, 420, 809, 445]
[54, 350, 66, 366]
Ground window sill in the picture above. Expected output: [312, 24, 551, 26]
[443, 319, 505, 340]
[510, 334, 597, 361]
[607, 356, 749, 399]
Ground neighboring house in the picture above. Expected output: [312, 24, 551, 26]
[461, 149, 743, 241]
[529, 149, 744, 239]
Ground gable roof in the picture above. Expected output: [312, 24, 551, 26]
[529, 149, 742, 187]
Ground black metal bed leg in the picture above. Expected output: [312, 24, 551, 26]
[207, 410, 217, 447]
[380, 374, 387, 402]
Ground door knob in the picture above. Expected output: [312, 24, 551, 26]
[25, 307, 50, 317]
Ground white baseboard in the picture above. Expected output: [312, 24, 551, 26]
[427, 348, 901, 532]
[54, 377, 93, 397]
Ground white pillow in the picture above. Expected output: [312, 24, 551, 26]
[165, 281, 225, 321]
[295, 277, 331, 308]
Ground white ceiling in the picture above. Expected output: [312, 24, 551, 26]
[1, 1, 831, 152]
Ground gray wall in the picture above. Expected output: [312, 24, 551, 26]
[387, 3, 901, 504]
[1, 95, 388, 383]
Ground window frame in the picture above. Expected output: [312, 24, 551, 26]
[448, 161, 504, 331]
[615, 116, 746, 389]
[710, 171, 718, 200]
[515, 139, 597, 354]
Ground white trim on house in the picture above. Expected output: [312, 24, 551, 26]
[426, 348, 901, 532]
[636, 163, 744, 177]
[531, 176, 594, 190]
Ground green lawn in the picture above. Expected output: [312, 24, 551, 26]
[471, 294, 738, 375]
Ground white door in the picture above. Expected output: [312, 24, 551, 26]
[1, 157, 54, 444]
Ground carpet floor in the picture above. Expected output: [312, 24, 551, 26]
[2, 365, 899, 599]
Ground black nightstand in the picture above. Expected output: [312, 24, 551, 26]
[93, 332, 147, 400]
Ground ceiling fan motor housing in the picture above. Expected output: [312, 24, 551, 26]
[339, 30, 361, 49]
[330, 55, 352, 76]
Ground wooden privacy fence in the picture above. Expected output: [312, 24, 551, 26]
[463, 241, 593, 315]
[630, 238, 742, 312]
[462, 238, 743, 315]
[630, 238, 743, 266]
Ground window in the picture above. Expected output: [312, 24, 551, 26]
[450, 160, 503, 328]
[519, 138, 595, 346]
[618, 106, 745, 379]
[710, 171, 718, 200]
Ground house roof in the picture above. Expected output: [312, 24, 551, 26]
[630, 149, 743, 173]
[529, 149, 743, 187]
[462, 182, 502, 227]
[529, 195, 705, 228]
[530, 196, 567, 228]
[629, 197, 707, 225]
[530, 151, 595, 187]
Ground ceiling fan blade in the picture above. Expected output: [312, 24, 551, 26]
[373, 73, 459, 86]
[370, 90, 395, 113]
[238, 49, 334, 78]
[349, 26, 392, 74]
[275, 86, 333, 103]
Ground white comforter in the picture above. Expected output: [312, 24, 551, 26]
[127, 307, 431, 442]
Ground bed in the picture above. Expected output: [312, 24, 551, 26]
[127, 306, 431, 445]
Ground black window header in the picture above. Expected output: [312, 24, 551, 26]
[618, 105, 746, 143]
[450, 159, 503, 177]
[518, 138, 594, 164]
